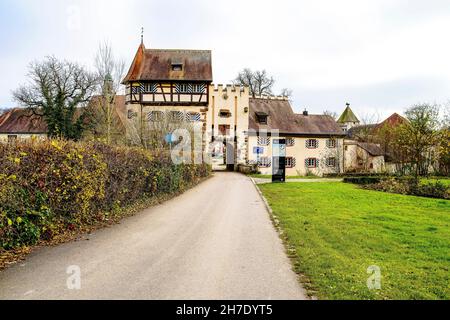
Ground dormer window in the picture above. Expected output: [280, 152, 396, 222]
[219, 109, 232, 118]
[171, 63, 183, 71]
[256, 112, 268, 124]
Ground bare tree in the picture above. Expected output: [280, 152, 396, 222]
[13, 56, 98, 140]
[234, 68, 275, 98]
[85, 41, 126, 144]
[280, 88, 293, 99]
[323, 110, 338, 120]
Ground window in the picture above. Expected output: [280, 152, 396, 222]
[7, 135, 17, 143]
[218, 125, 230, 136]
[306, 139, 319, 149]
[305, 158, 318, 168]
[258, 157, 272, 168]
[192, 84, 206, 94]
[175, 83, 191, 93]
[286, 157, 296, 168]
[257, 136, 270, 146]
[219, 109, 232, 118]
[286, 138, 295, 147]
[141, 83, 157, 93]
[327, 139, 337, 148]
[255, 112, 269, 124]
[370, 163, 374, 169]
[168, 111, 184, 122]
[148, 111, 165, 122]
[131, 85, 140, 94]
[127, 110, 137, 119]
[326, 157, 337, 167]
[186, 112, 201, 122]
[172, 63, 183, 71]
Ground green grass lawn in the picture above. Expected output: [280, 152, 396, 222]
[258, 182, 450, 300]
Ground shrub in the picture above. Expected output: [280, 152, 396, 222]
[363, 177, 449, 199]
[343, 176, 382, 185]
[0, 140, 211, 250]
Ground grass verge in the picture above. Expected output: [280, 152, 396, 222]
[258, 182, 450, 300]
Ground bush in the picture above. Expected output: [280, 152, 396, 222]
[363, 177, 449, 199]
[0, 140, 211, 250]
[343, 176, 382, 185]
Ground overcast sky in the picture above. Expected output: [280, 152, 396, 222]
[1, 0, 450, 120]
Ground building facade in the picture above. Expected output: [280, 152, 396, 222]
[247, 98, 346, 176]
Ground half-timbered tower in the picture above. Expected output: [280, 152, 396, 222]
[122, 42, 213, 145]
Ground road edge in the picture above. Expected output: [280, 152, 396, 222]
[249, 176, 318, 300]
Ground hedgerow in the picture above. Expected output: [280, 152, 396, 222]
[0, 140, 211, 250]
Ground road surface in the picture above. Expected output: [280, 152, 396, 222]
[0, 172, 307, 300]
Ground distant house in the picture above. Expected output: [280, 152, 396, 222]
[0, 108, 47, 143]
[0, 97, 128, 143]
[248, 98, 346, 176]
[344, 140, 385, 173]
[342, 111, 409, 173]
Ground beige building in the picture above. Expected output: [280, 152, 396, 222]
[247, 98, 346, 176]
[344, 140, 385, 173]
[0, 108, 47, 143]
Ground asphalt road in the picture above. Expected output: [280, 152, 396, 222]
[0, 172, 307, 300]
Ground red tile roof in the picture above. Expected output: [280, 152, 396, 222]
[122, 43, 213, 83]
[249, 98, 346, 136]
[0, 108, 47, 134]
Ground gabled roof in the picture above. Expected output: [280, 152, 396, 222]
[356, 142, 384, 156]
[122, 43, 213, 83]
[0, 108, 47, 134]
[375, 113, 408, 129]
[249, 98, 345, 136]
[338, 106, 360, 124]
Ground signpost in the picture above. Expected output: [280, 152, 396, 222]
[272, 139, 286, 183]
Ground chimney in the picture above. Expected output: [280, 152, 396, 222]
[303, 109, 309, 116]
[346, 102, 350, 108]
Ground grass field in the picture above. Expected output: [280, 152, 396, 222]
[258, 182, 450, 300]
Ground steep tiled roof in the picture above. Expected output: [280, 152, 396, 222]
[249, 98, 345, 136]
[122, 43, 213, 83]
[0, 108, 47, 134]
[375, 113, 408, 129]
[356, 142, 384, 156]
[338, 106, 360, 123]
[0, 96, 127, 135]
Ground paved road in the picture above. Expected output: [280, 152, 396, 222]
[0, 172, 307, 300]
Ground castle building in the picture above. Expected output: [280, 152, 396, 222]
[120, 41, 348, 176]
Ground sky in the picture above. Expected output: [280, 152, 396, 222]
[1, 0, 450, 120]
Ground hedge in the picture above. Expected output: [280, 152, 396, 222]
[343, 176, 382, 185]
[0, 140, 211, 250]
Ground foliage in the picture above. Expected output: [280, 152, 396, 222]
[365, 177, 450, 199]
[343, 176, 382, 185]
[13, 56, 98, 140]
[394, 104, 440, 179]
[259, 182, 450, 300]
[83, 42, 126, 144]
[0, 140, 210, 250]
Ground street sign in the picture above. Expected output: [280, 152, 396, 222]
[272, 139, 286, 183]
[253, 147, 264, 155]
